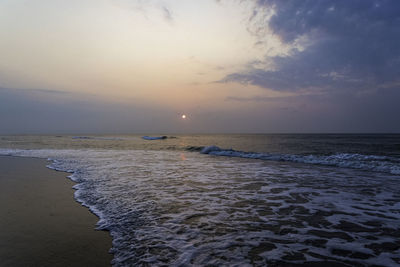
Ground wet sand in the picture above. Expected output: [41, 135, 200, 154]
[0, 156, 112, 267]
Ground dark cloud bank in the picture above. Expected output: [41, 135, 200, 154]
[223, 0, 400, 132]
[0, 87, 182, 134]
[0, 87, 259, 134]
[225, 0, 400, 93]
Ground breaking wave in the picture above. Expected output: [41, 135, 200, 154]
[192, 146, 400, 175]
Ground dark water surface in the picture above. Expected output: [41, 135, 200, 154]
[1, 134, 399, 266]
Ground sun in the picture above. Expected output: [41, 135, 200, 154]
[181, 114, 187, 119]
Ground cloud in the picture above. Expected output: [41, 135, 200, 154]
[225, 95, 292, 102]
[0, 87, 181, 134]
[221, 0, 400, 93]
[161, 6, 173, 23]
[112, 0, 174, 24]
[0, 87, 70, 95]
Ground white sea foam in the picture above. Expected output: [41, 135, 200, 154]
[1, 148, 400, 266]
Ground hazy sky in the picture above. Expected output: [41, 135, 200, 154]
[1, 0, 399, 134]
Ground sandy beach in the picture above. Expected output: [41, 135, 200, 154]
[0, 156, 112, 267]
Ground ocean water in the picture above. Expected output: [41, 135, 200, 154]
[0, 134, 399, 266]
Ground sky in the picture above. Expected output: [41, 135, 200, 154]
[0, 0, 399, 134]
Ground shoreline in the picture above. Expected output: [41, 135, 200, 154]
[0, 155, 113, 266]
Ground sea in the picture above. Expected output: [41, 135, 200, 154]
[0, 134, 399, 266]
